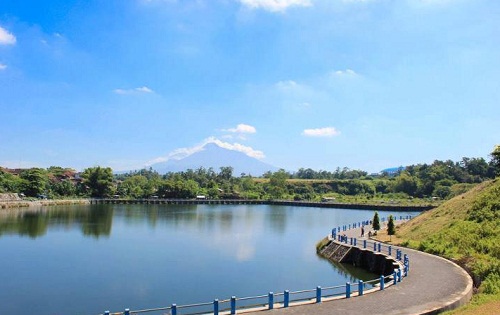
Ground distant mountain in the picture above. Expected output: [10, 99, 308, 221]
[150, 143, 279, 176]
[380, 166, 405, 175]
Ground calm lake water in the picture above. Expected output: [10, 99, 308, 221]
[0, 204, 420, 315]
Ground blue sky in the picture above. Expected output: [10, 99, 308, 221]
[0, 0, 499, 173]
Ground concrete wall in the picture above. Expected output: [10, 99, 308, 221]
[319, 241, 399, 276]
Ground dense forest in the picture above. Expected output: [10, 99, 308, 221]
[1, 146, 499, 202]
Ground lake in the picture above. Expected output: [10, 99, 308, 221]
[0, 204, 420, 315]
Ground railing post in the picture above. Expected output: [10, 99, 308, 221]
[354, 238, 357, 246]
[363, 240, 367, 248]
[171, 304, 177, 315]
[346, 282, 351, 298]
[104, 312, 110, 315]
[214, 299, 219, 315]
[350, 237, 353, 245]
[316, 286, 322, 303]
[398, 268, 402, 282]
[393, 271, 398, 285]
[378, 243, 381, 252]
[359, 280, 364, 296]
[388, 246, 392, 256]
[231, 296, 236, 315]
[284, 290, 290, 308]
[373, 242, 377, 251]
[268, 292, 274, 309]
[124, 309, 130, 315]
[380, 275, 385, 290]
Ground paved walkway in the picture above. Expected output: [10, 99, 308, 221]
[270, 224, 473, 315]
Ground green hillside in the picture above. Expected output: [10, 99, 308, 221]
[396, 179, 500, 313]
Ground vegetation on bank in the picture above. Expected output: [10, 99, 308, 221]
[387, 178, 500, 312]
[1, 146, 498, 203]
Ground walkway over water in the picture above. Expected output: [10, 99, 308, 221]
[90, 198, 433, 212]
[272, 225, 473, 315]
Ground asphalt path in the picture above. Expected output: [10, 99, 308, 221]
[267, 225, 473, 315]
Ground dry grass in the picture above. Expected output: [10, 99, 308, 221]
[442, 294, 500, 315]
[374, 180, 500, 314]
[393, 181, 492, 244]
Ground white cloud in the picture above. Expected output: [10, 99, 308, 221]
[146, 137, 265, 166]
[0, 64, 7, 70]
[224, 123, 257, 134]
[333, 69, 358, 76]
[113, 86, 154, 94]
[0, 26, 16, 45]
[342, 0, 374, 3]
[275, 80, 299, 90]
[239, 0, 312, 12]
[410, 0, 452, 5]
[302, 127, 341, 137]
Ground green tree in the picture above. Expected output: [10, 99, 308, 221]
[51, 180, 76, 197]
[490, 145, 500, 176]
[82, 167, 114, 198]
[387, 215, 395, 241]
[20, 168, 48, 197]
[372, 211, 381, 232]
[0, 170, 26, 193]
[392, 172, 418, 196]
[266, 169, 289, 199]
[119, 175, 148, 198]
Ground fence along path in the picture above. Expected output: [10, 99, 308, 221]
[271, 222, 473, 315]
[100, 218, 472, 315]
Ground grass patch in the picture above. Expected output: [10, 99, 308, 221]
[374, 179, 500, 311]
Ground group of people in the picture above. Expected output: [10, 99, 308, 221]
[333, 224, 374, 242]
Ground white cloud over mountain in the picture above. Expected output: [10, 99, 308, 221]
[146, 137, 265, 166]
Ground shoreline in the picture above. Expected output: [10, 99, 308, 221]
[0, 199, 91, 209]
[0, 198, 433, 211]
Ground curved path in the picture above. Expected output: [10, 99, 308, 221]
[270, 225, 473, 315]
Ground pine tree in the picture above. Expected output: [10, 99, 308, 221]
[372, 211, 380, 231]
[387, 215, 396, 242]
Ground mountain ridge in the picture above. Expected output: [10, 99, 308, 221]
[150, 143, 279, 176]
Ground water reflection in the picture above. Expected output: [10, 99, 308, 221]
[0, 206, 113, 238]
[318, 254, 377, 284]
[0, 204, 420, 315]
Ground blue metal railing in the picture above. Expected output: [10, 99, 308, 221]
[100, 216, 411, 315]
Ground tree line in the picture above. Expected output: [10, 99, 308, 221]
[1, 146, 499, 201]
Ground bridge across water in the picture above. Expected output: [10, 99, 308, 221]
[90, 198, 433, 212]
